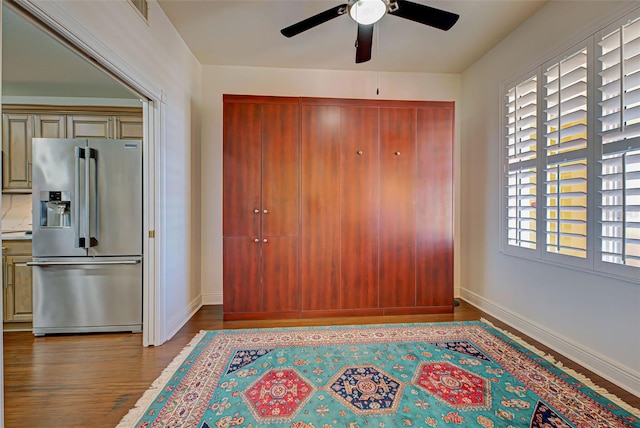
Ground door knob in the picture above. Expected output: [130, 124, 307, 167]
[263, 238, 268, 243]
[263, 209, 268, 214]
[254, 209, 259, 214]
[254, 238, 260, 243]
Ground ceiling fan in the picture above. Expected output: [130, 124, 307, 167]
[280, 0, 460, 64]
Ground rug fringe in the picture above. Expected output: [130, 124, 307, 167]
[116, 330, 208, 428]
[479, 318, 640, 417]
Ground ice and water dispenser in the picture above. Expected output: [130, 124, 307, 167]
[39, 191, 71, 228]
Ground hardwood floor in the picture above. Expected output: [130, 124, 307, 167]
[3, 300, 639, 427]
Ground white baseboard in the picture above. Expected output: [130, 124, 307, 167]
[202, 292, 223, 305]
[460, 288, 640, 397]
[163, 295, 203, 342]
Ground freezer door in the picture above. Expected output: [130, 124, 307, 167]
[31, 257, 142, 335]
[88, 139, 142, 256]
[32, 138, 88, 257]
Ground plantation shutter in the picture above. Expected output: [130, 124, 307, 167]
[505, 75, 538, 250]
[598, 15, 640, 268]
[544, 47, 589, 259]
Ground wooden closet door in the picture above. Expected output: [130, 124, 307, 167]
[379, 108, 417, 308]
[416, 107, 454, 307]
[301, 105, 341, 310]
[223, 102, 262, 236]
[223, 236, 261, 313]
[340, 107, 379, 309]
[261, 103, 300, 312]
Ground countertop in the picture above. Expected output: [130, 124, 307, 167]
[2, 231, 32, 240]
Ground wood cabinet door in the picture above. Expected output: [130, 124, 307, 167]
[115, 116, 143, 139]
[416, 107, 454, 307]
[223, 102, 262, 236]
[2, 114, 33, 191]
[262, 236, 298, 312]
[378, 108, 417, 308]
[261, 103, 299, 237]
[301, 105, 341, 310]
[223, 237, 262, 313]
[4, 255, 33, 322]
[35, 114, 66, 138]
[340, 106, 379, 309]
[67, 115, 111, 138]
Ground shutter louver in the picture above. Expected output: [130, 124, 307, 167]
[505, 76, 537, 250]
[598, 15, 640, 267]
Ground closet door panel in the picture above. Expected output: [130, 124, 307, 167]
[223, 103, 262, 236]
[301, 106, 341, 310]
[416, 108, 454, 307]
[378, 108, 417, 308]
[261, 104, 300, 237]
[223, 237, 262, 313]
[340, 107, 379, 309]
[262, 236, 299, 312]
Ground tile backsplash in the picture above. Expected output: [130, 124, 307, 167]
[2, 194, 32, 232]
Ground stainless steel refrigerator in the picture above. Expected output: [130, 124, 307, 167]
[29, 138, 142, 336]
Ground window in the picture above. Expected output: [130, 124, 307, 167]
[502, 7, 640, 282]
[598, 15, 640, 269]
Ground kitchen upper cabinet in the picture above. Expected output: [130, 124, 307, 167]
[67, 114, 143, 139]
[35, 114, 66, 138]
[3, 240, 33, 323]
[67, 114, 111, 138]
[2, 106, 143, 193]
[2, 114, 33, 192]
[223, 96, 300, 317]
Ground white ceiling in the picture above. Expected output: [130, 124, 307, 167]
[157, 0, 548, 73]
[1, 4, 137, 99]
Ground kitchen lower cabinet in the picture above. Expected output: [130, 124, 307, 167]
[3, 240, 33, 323]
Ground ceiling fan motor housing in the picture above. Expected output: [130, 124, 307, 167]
[348, 0, 393, 25]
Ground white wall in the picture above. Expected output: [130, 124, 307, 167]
[24, 0, 204, 342]
[460, 1, 640, 395]
[201, 66, 462, 304]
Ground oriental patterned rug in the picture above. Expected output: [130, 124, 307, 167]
[117, 321, 640, 428]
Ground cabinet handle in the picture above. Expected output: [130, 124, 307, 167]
[27, 161, 32, 185]
[254, 238, 260, 243]
[357, 150, 363, 155]
[394, 151, 401, 156]
[263, 209, 268, 214]
[254, 209, 260, 214]
[263, 238, 268, 243]
[4, 261, 8, 289]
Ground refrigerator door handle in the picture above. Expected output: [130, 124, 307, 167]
[74, 147, 86, 248]
[88, 148, 99, 247]
[27, 260, 141, 266]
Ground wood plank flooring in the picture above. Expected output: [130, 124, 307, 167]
[3, 300, 639, 427]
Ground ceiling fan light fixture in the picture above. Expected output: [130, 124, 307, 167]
[348, 0, 388, 25]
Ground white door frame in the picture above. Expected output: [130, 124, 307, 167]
[8, 0, 164, 347]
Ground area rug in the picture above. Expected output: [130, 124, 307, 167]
[117, 321, 640, 427]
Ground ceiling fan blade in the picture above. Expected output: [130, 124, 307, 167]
[389, 0, 459, 31]
[281, 4, 348, 38]
[355, 23, 374, 63]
